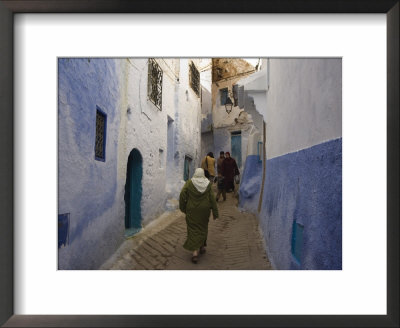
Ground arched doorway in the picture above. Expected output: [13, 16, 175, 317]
[124, 148, 143, 237]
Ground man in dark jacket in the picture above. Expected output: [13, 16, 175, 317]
[221, 152, 239, 192]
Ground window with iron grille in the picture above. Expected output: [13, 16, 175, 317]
[147, 58, 163, 110]
[95, 107, 107, 161]
[189, 61, 200, 97]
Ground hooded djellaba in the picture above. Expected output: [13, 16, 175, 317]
[179, 168, 219, 263]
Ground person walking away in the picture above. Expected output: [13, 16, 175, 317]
[179, 168, 219, 264]
[201, 152, 216, 182]
[221, 152, 240, 193]
[216, 151, 226, 201]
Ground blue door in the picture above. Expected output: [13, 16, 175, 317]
[125, 149, 143, 237]
[231, 132, 242, 168]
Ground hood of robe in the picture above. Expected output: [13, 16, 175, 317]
[191, 168, 210, 193]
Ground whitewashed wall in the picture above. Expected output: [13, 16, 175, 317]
[262, 58, 342, 159]
[120, 59, 176, 225]
[212, 78, 244, 128]
[121, 58, 202, 224]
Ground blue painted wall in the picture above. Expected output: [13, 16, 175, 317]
[256, 138, 342, 270]
[239, 155, 263, 213]
[58, 58, 122, 269]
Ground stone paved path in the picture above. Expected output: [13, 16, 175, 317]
[101, 187, 272, 270]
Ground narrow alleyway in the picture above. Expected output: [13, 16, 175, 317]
[101, 187, 272, 270]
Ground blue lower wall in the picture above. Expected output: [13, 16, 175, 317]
[257, 138, 342, 270]
[239, 155, 263, 213]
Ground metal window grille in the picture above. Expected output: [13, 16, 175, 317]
[95, 108, 106, 161]
[189, 62, 200, 97]
[147, 58, 163, 110]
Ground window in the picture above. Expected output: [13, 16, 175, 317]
[183, 155, 192, 181]
[238, 85, 245, 109]
[159, 149, 164, 168]
[95, 107, 107, 161]
[291, 221, 304, 264]
[147, 58, 163, 110]
[220, 88, 228, 105]
[189, 61, 200, 97]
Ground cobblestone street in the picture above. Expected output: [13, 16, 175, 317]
[101, 187, 272, 270]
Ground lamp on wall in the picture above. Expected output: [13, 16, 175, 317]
[225, 96, 233, 114]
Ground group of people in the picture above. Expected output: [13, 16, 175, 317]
[179, 151, 240, 263]
[201, 151, 240, 200]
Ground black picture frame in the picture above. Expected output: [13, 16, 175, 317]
[0, 1, 398, 327]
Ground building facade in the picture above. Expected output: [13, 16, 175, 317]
[238, 58, 342, 270]
[58, 58, 206, 269]
[201, 59, 257, 171]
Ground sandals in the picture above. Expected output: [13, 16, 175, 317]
[192, 246, 206, 263]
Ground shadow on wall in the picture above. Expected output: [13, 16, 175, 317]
[201, 112, 213, 133]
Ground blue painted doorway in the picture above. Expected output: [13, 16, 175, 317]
[125, 148, 143, 237]
[231, 131, 242, 168]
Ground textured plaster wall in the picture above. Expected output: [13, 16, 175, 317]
[58, 58, 124, 269]
[259, 139, 342, 270]
[201, 131, 214, 158]
[238, 59, 342, 270]
[264, 58, 342, 159]
[212, 58, 254, 81]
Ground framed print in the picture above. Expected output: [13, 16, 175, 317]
[1, 1, 398, 327]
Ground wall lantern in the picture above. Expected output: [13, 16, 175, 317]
[225, 96, 233, 114]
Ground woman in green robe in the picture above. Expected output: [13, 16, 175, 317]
[179, 168, 219, 263]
